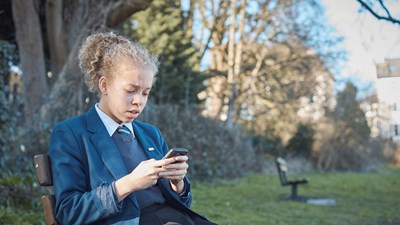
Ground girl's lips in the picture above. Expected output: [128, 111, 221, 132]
[130, 109, 140, 114]
[127, 110, 140, 118]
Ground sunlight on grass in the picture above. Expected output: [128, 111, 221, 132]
[191, 166, 400, 225]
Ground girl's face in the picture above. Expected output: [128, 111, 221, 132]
[98, 61, 154, 124]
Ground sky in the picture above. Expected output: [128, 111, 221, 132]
[321, 0, 400, 93]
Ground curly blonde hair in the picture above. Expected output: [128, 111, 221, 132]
[78, 31, 159, 93]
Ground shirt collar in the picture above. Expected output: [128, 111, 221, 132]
[95, 104, 134, 137]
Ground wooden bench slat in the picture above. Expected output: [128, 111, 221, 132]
[34, 154, 53, 186]
[34, 154, 59, 225]
[41, 195, 58, 225]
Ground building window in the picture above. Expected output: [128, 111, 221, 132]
[389, 65, 398, 74]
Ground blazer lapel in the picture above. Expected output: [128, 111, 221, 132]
[86, 106, 128, 180]
[85, 106, 141, 210]
[132, 122, 163, 160]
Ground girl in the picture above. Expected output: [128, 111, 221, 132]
[49, 31, 215, 225]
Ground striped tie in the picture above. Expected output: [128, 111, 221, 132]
[117, 125, 131, 136]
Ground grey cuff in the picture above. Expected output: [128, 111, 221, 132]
[179, 178, 191, 199]
[96, 182, 123, 216]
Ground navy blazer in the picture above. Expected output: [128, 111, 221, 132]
[49, 106, 200, 225]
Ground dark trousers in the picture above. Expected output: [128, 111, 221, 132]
[139, 204, 217, 225]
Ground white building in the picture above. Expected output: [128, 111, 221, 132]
[375, 58, 400, 144]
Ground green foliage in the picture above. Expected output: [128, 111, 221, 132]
[0, 174, 44, 225]
[0, 177, 42, 223]
[121, 0, 204, 105]
[0, 206, 44, 225]
[286, 123, 315, 158]
[191, 166, 400, 225]
[0, 175, 39, 209]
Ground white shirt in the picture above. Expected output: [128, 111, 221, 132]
[95, 104, 135, 137]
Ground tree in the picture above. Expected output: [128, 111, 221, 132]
[195, 0, 343, 141]
[356, 0, 400, 25]
[334, 82, 371, 140]
[225, 0, 246, 128]
[12, 0, 47, 125]
[315, 82, 372, 170]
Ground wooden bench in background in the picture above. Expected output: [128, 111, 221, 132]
[275, 157, 309, 200]
[34, 154, 59, 225]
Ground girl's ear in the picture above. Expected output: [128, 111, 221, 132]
[99, 76, 108, 95]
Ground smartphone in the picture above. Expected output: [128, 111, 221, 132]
[163, 148, 188, 160]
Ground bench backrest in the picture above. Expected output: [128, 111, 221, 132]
[275, 157, 289, 185]
[34, 154, 59, 225]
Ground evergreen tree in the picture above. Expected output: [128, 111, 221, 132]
[121, 0, 204, 105]
[317, 81, 372, 170]
[334, 82, 371, 141]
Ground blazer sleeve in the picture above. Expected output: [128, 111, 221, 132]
[49, 122, 122, 225]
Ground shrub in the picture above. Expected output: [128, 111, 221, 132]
[140, 104, 262, 181]
[0, 174, 44, 225]
[286, 123, 315, 159]
[313, 118, 373, 171]
[0, 175, 41, 208]
[0, 206, 44, 225]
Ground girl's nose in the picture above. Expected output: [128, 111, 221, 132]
[131, 94, 143, 105]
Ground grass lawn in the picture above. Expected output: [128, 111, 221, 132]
[2, 166, 399, 225]
[190, 165, 400, 225]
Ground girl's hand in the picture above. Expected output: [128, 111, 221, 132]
[158, 155, 189, 194]
[114, 157, 176, 201]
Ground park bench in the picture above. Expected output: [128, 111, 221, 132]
[34, 154, 59, 225]
[275, 157, 308, 200]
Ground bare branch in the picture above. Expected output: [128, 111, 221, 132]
[356, 0, 400, 25]
[106, 0, 154, 27]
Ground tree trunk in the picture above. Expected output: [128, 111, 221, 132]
[226, 0, 245, 127]
[12, 0, 48, 126]
[105, 0, 153, 27]
[232, 0, 246, 123]
[46, 0, 67, 77]
[225, 0, 237, 127]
